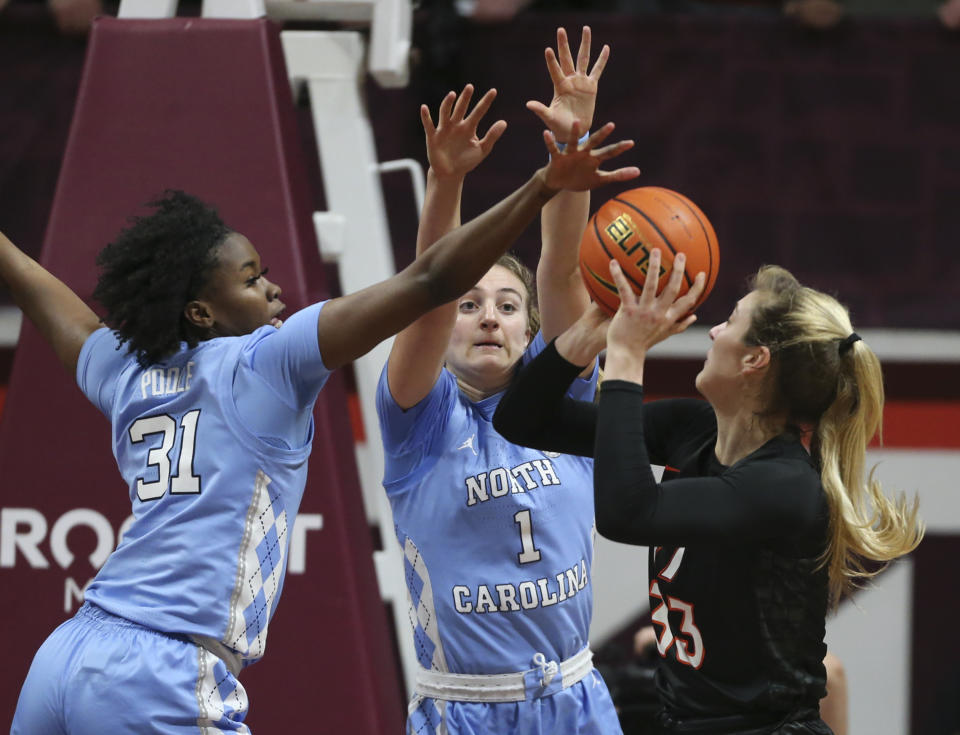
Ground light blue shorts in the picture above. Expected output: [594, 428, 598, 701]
[407, 668, 623, 735]
[11, 602, 250, 735]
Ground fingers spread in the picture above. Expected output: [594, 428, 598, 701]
[642, 248, 661, 299]
[419, 104, 436, 136]
[479, 120, 508, 153]
[666, 271, 704, 327]
[673, 313, 698, 334]
[556, 27, 575, 74]
[585, 121, 616, 149]
[600, 166, 642, 183]
[675, 271, 706, 311]
[451, 84, 474, 121]
[590, 44, 610, 80]
[575, 25, 591, 74]
[543, 129, 561, 156]
[544, 47, 564, 87]
[525, 100, 552, 128]
[467, 87, 497, 125]
[661, 252, 686, 302]
[609, 260, 635, 305]
[593, 139, 635, 161]
[437, 90, 456, 121]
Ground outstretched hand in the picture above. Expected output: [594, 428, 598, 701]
[607, 249, 706, 359]
[541, 121, 640, 192]
[527, 26, 609, 139]
[421, 84, 507, 180]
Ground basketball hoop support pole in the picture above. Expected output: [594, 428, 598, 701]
[282, 29, 420, 699]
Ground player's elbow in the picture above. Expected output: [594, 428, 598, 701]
[595, 519, 634, 545]
[594, 505, 634, 543]
[593, 483, 653, 544]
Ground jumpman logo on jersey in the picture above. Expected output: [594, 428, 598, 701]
[457, 434, 478, 456]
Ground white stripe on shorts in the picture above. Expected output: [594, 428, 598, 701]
[195, 647, 251, 735]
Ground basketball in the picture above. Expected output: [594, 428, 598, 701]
[579, 186, 719, 316]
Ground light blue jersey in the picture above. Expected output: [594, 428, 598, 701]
[77, 301, 330, 663]
[13, 303, 333, 733]
[377, 333, 622, 734]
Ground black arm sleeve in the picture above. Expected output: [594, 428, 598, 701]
[492, 339, 598, 457]
[594, 380, 662, 542]
[595, 381, 826, 548]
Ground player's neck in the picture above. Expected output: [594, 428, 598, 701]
[450, 367, 511, 403]
[713, 407, 783, 467]
[456, 376, 508, 403]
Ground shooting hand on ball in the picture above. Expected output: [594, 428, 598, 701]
[604, 249, 705, 383]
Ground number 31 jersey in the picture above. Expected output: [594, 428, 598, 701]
[76, 303, 330, 666]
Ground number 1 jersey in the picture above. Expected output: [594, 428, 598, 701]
[376, 333, 600, 675]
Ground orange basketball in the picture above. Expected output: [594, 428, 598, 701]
[579, 186, 719, 316]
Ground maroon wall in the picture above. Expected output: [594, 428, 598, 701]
[369, 12, 960, 331]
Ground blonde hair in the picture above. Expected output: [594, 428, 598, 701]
[745, 266, 924, 608]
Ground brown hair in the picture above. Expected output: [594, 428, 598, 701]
[494, 253, 540, 336]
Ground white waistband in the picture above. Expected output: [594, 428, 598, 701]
[415, 647, 594, 703]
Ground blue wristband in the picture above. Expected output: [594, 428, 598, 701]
[555, 131, 591, 153]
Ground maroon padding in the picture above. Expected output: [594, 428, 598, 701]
[0, 17, 403, 732]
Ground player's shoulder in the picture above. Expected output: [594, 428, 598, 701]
[644, 397, 716, 440]
[377, 362, 460, 443]
[81, 326, 123, 359]
[238, 303, 327, 365]
[737, 437, 818, 480]
[732, 437, 825, 523]
[666, 397, 714, 425]
[78, 327, 133, 384]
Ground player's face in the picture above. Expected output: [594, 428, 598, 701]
[195, 232, 285, 337]
[445, 265, 531, 397]
[695, 291, 760, 406]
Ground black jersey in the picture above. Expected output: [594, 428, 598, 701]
[494, 340, 833, 735]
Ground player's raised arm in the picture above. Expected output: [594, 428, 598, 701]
[415, 85, 506, 256]
[0, 230, 101, 374]
[529, 26, 612, 344]
[387, 85, 506, 409]
[315, 120, 638, 371]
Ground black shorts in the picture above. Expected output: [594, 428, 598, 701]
[655, 707, 833, 735]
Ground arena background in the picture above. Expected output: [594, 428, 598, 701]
[1, 3, 958, 733]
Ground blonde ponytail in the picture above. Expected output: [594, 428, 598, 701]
[746, 266, 924, 608]
[816, 339, 923, 607]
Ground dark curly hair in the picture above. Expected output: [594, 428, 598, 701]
[93, 190, 230, 367]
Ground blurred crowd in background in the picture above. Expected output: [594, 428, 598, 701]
[0, 0, 958, 39]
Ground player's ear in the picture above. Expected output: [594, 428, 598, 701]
[743, 345, 770, 374]
[184, 300, 214, 329]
